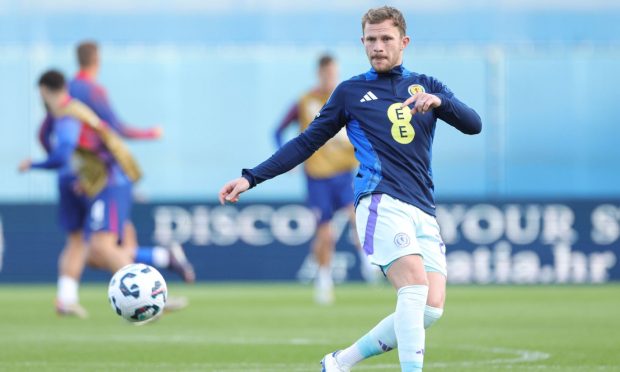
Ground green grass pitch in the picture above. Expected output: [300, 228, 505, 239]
[0, 283, 618, 371]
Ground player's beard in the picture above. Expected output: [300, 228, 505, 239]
[370, 56, 393, 73]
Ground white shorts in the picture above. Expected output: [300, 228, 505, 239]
[355, 193, 447, 277]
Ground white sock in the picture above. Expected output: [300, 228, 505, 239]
[395, 285, 428, 372]
[152, 247, 170, 268]
[316, 266, 333, 289]
[57, 275, 79, 305]
[336, 346, 364, 369]
[424, 305, 444, 329]
[314, 266, 334, 304]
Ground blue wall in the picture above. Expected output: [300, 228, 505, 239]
[1, 1, 620, 201]
[2, 200, 618, 283]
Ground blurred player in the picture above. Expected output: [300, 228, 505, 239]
[22, 70, 192, 318]
[24, 77, 90, 317]
[68, 41, 193, 278]
[274, 54, 378, 305]
[219, 6, 481, 371]
[70, 41, 162, 140]
[69, 41, 159, 253]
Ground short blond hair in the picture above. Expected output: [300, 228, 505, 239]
[361, 6, 407, 36]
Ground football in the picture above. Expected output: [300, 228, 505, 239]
[107, 263, 167, 324]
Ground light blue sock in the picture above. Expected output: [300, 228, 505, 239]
[395, 285, 428, 372]
[362, 313, 397, 354]
[401, 361, 424, 372]
[335, 305, 443, 368]
[424, 305, 444, 329]
[336, 314, 397, 368]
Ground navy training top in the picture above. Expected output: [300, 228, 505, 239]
[242, 65, 482, 216]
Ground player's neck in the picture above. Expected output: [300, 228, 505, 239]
[78, 67, 98, 80]
[317, 85, 334, 96]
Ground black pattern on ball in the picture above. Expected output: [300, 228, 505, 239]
[119, 272, 140, 298]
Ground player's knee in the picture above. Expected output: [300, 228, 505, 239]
[426, 290, 445, 309]
[426, 273, 446, 308]
[86, 247, 106, 269]
[424, 305, 444, 329]
[315, 224, 334, 246]
[67, 231, 83, 245]
[66, 240, 85, 255]
[87, 236, 113, 268]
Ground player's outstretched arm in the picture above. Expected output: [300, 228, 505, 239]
[117, 124, 163, 140]
[221, 82, 347, 204]
[91, 86, 162, 140]
[218, 177, 250, 205]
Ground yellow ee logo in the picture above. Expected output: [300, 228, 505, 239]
[387, 103, 415, 144]
[408, 84, 425, 96]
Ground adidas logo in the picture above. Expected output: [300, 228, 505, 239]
[378, 340, 393, 352]
[360, 91, 378, 102]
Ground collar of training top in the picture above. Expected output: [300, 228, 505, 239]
[368, 64, 407, 77]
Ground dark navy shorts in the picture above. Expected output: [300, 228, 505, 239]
[58, 179, 88, 233]
[84, 182, 133, 240]
[306, 171, 354, 224]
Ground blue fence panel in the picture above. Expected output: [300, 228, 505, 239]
[1, 200, 618, 283]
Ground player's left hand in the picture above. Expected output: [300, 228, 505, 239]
[17, 158, 32, 173]
[401, 93, 442, 115]
[218, 177, 250, 205]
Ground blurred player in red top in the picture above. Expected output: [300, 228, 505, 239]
[69, 41, 162, 141]
[68, 41, 162, 256]
[275, 55, 379, 305]
[71, 40, 194, 304]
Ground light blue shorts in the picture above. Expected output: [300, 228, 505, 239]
[355, 193, 447, 277]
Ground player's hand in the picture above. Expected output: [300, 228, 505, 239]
[401, 93, 442, 115]
[152, 126, 164, 139]
[218, 177, 250, 205]
[18, 158, 32, 173]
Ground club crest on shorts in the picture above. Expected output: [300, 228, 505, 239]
[408, 84, 425, 96]
[394, 232, 411, 248]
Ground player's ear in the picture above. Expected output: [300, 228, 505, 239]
[401, 35, 411, 49]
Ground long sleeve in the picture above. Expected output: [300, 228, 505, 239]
[90, 86, 158, 139]
[31, 117, 80, 170]
[243, 84, 348, 187]
[431, 78, 482, 135]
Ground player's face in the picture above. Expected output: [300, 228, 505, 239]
[362, 20, 410, 73]
[39, 86, 66, 111]
[39, 86, 53, 107]
[318, 62, 339, 93]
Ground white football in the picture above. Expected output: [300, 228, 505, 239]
[108, 264, 167, 324]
